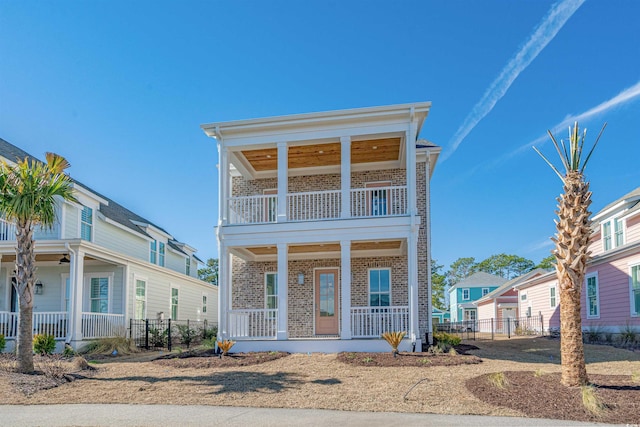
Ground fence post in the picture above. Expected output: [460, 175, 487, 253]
[129, 318, 132, 339]
[168, 319, 172, 351]
[540, 313, 544, 336]
[145, 319, 149, 350]
[491, 318, 494, 341]
[507, 318, 511, 339]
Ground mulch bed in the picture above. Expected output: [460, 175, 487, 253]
[466, 371, 640, 424]
[337, 351, 482, 367]
[153, 350, 290, 368]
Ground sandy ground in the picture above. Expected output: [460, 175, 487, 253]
[1, 337, 639, 419]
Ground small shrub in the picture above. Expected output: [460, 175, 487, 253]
[381, 331, 406, 354]
[488, 372, 509, 389]
[581, 385, 605, 416]
[35, 357, 67, 379]
[427, 345, 443, 355]
[620, 323, 638, 346]
[33, 334, 56, 355]
[217, 339, 235, 356]
[631, 372, 640, 383]
[604, 332, 613, 344]
[584, 326, 602, 343]
[420, 358, 431, 364]
[202, 337, 217, 349]
[0, 334, 5, 353]
[448, 347, 458, 356]
[176, 324, 199, 349]
[534, 369, 545, 377]
[268, 351, 278, 355]
[362, 357, 373, 363]
[62, 344, 77, 358]
[148, 327, 168, 348]
[433, 332, 461, 347]
[202, 326, 218, 341]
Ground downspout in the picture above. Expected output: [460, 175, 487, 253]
[64, 242, 76, 345]
[425, 153, 433, 346]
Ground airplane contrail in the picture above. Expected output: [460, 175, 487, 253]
[440, 0, 586, 162]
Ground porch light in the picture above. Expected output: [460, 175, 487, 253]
[34, 281, 44, 295]
[59, 254, 70, 264]
[298, 273, 305, 285]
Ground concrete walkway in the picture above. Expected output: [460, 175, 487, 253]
[0, 404, 615, 426]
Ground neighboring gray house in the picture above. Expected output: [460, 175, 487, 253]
[0, 138, 218, 350]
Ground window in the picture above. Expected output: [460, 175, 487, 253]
[549, 285, 557, 308]
[462, 288, 470, 300]
[463, 309, 476, 321]
[526, 306, 532, 317]
[586, 273, 599, 318]
[150, 240, 157, 264]
[369, 268, 390, 307]
[631, 265, 640, 316]
[602, 218, 624, 251]
[482, 288, 489, 296]
[170, 287, 179, 319]
[62, 275, 71, 312]
[520, 292, 527, 301]
[135, 279, 146, 319]
[90, 277, 109, 313]
[186, 257, 191, 276]
[81, 206, 93, 241]
[159, 242, 165, 267]
[202, 294, 207, 314]
[265, 273, 278, 311]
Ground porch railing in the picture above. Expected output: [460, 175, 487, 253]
[81, 312, 126, 339]
[33, 312, 68, 339]
[228, 309, 277, 339]
[0, 217, 60, 241]
[350, 306, 409, 338]
[226, 186, 408, 225]
[0, 311, 18, 338]
[0, 217, 17, 241]
[288, 190, 341, 221]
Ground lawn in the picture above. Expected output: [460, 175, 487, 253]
[1, 337, 639, 424]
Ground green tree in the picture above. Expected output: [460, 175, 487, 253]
[536, 254, 556, 270]
[0, 153, 76, 373]
[534, 121, 606, 387]
[198, 258, 219, 286]
[475, 253, 535, 279]
[431, 259, 447, 310]
[446, 257, 477, 287]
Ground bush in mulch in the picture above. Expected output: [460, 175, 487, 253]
[466, 371, 640, 424]
[153, 350, 290, 368]
[337, 350, 482, 367]
[0, 353, 95, 396]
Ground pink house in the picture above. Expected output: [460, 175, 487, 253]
[515, 187, 640, 333]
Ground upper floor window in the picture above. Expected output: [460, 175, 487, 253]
[186, 257, 191, 276]
[482, 288, 489, 296]
[202, 294, 208, 314]
[159, 242, 165, 267]
[81, 206, 93, 241]
[150, 240, 165, 266]
[631, 265, 640, 317]
[586, 273, 599, 318]
[549, 285, 557, 308]
[461, 288, 470, 300]
[369, 268, 391, 307]
[602, 218, 624, 251]
[520, 292, 527, 301]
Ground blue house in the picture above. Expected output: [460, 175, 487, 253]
[448, 272, 507, 322]
[432, 307, 450, 324]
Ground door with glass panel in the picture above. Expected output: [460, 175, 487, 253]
[315, 269, 339, 335]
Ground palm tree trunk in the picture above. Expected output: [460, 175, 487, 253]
[16, 221, 35, 373]
[559, 281, 587, 386]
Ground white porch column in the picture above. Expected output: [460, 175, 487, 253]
[218, 243, 229, 339]
[407, 232, 419, 344]
[277, 142, 288, 223]
[276, 243, 288, 339]
[69, 250, 85, 344]
[340, 136, 351, 219]
[406, 120, 418, 216]
[340, 240, 351, 339]
[219, 144, 229, 225]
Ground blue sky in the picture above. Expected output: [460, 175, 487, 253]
[1, 1, 639, 271]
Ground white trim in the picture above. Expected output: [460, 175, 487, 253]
[264, 271, 278, 311]
[84, 272, 114, 314]
[481, 287, 489, 296]
[630, 263, 640, 317]
[585, 271, 600, 319]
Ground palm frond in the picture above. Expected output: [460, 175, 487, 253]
[580, 122, 607, 174]
[533, 147, 565, 182]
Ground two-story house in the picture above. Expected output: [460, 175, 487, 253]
[515, 187, 640, 333]
[202, 103, 441, 352]
[448, 272, 507, 323]
[0, 138, 218, 351]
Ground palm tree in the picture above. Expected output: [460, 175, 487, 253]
[0, 153, 76, 373]
[534, 121, 606, 387]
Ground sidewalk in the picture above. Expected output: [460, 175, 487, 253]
[0, 405, 615, 426]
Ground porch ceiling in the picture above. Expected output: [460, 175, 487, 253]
[238, 239, 404, 261]
[1, 254, 97, 262]
[240, 137, 401, 172]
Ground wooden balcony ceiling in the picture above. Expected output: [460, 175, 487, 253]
[246, 240, 402, 256]
[241, 137, 401, 172]
[1, 254, 96, 262]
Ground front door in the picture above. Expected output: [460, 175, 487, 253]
[315, 268, 339, 335]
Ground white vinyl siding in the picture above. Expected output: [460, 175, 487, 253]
[586, 273, 599, 319]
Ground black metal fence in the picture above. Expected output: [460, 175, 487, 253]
[129, 319, 218, 350]
[436, 314, 545, 340]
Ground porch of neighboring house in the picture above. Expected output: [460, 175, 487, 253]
[219, 238, 423, 353]
[0, 250, 127, 351]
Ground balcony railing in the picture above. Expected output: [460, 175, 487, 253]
[81, 312, 126, 339]
[0, 218, 17, 241]
[350, 306, 409, 338]
[226, 186, 408, 225]
[0, 217, 60, 241]
[228, 309, 277, 339]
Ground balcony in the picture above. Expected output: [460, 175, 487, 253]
[227, 185, 407, 225]
[0, 217, 61, 241]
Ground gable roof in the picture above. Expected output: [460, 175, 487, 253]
[592, 186, 640, 223]
[475, 268, 549, 304]
[448, 271, 507, 292]
[0, 137, 197, 257]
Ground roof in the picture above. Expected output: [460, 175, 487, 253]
[448, 271, 508, 292]
[592, 186, 640, 223]
[0, 137, 198, 258]
[475, 268, 549, 304]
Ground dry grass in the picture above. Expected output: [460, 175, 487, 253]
[581, 385, 606, 416]
[0, 336, 638, 420]
[488, 372, 509, 389]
